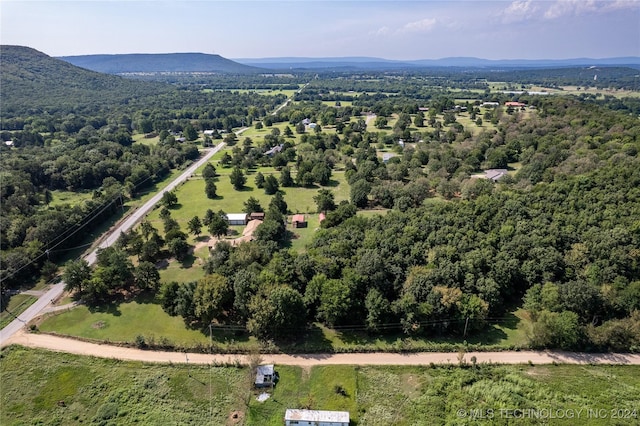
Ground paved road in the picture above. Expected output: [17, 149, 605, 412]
[84, 141, 227, 265]
[0, 142, 228, 346]
[4, 330, 640, 366]
[0, 284, 66, 345]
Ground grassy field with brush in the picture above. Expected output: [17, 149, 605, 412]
[2, 346, 639, 425]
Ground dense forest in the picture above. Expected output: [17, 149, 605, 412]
[2, 45, 639, 351]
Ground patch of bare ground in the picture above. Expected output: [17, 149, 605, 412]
[227, 410, 244, 425]
[208, 219, 262, 248]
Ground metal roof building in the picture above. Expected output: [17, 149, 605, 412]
[254, 364, 275, 388]
[226, 213, 247, 225]
[284, 409, 350, 426]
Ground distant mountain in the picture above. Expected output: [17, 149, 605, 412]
[1, 45, 169, 114]
[60, 53, 262, 74]
[235, 56, 413, 70]
[407, 56, 640, 69]
[235, 56, 640, 70]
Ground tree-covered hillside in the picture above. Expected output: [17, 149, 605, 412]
[0, 45, 170, 116]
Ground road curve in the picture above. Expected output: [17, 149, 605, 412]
[4, 330, 640, 366]
[0, 284, 65, 345]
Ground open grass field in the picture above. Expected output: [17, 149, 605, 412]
[207, 88, 300, 98]
[132, 132, 160, 146]
[144, 169, 351, 231]
[37, 294, 214, 348]
[48, 189, 94, 207]
[3, 346, 639, 425]
[559, 86, 640, 98]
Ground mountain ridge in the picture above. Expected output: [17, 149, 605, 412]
[55, 51, 640, 73]
[235, 56, 640, 70]
[60, 52, 262, 74]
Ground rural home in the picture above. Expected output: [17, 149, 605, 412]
[292, 214, 307, 228]
[265, 144, 284, 156]
[482, 102, 499, 107]
[226, 213, 247, 226]
[505, 101, 526, 108]
[254, 364, 276, 388]
[485, 169, 508, 181]
[284, 409, 350, 426]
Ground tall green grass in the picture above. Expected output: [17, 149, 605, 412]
[4, 347, 639, 426]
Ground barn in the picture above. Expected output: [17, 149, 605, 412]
[226, 213, 247, 226]
[284, 409, 349, 426]
[292, 214, 307, 228]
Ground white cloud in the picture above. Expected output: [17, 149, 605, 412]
[372, 26, 391, 36]
[501, 0, 539, 23]
[402, 17, 437, 33]
[544, 0, 638, 20]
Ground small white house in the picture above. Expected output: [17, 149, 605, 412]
[284, 409, 349, 426]
[255, 364, 275, 388]
[226, 213, 247, 225]
[203, 129, 215, 136]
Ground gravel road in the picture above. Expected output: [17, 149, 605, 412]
[4, 330, 640, 366]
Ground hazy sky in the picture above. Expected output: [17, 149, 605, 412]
[2, 1, 639, 60]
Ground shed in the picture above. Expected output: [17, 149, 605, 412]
[265, 144, 284, 156]
[249, 212, 265, 221]
[485, 169, 508, 181]
[292, 214, 306, 228]
[284, 409, 349, 426]
[382, 153, 396, 163]
[226, 213, 247, 225]
[318, 212, 326, 223]
[255, 364, 275, 388]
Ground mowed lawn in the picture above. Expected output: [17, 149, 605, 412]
[38, 296, 211, 347]
[3, 346, 639, 426]
[144, 169, 350, 231]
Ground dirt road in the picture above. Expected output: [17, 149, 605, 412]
[4, 330, 640, 366]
